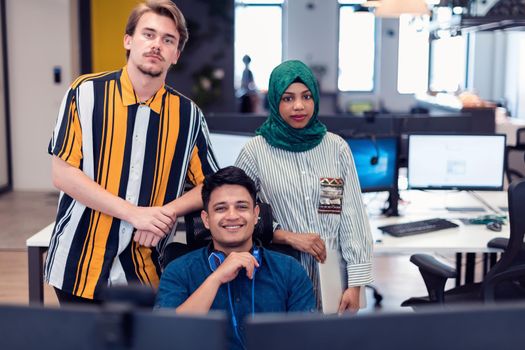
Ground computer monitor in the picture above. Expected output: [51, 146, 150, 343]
[0, 305, 228, 350]
[408, 134, 506, 190]
[209, 131, 253, 168]
[346, 136, 399, 193]
[246, 303, 525, 350]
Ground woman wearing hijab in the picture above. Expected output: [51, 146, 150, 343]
[235, 60, 373, 313]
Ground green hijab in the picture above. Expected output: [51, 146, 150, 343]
[256, 60, 327, 152]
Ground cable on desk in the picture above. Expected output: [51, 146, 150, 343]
[469, 191, 500, 214]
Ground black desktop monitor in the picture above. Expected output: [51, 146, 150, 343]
[408, 134, 506, 190]
[0, 305, 228, 350]
[346, 136, 399, 193]
[246, 303, 525, 350]
[209, 131, 254, 168]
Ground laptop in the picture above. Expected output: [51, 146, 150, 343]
[318, 244, 366, 314]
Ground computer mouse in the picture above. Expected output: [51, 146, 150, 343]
[486, 221, 502, 232]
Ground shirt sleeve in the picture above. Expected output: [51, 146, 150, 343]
[154, 261, 191, 309]
[339, 140, 374, 287]
[187, 106, 219, 186]
[286, 258, 316, 312]
[48, 87, 83, 168]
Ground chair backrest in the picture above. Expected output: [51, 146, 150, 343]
[505, 146, 525, 185]
[484, 179, 525, 286]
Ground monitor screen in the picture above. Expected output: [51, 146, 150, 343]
[246, 303, 525, 350]
[408, 134, 506, 190]
[346, 136, 398, 193]
[209, 132, 253, 168]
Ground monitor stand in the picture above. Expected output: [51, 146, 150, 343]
[381, 189, 399, 217]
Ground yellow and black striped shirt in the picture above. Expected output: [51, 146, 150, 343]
[45, 67, 218, 299]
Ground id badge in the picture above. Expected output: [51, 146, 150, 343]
[318, 178, 343, 214]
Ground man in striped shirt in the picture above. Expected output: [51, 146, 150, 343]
[45, 0, 218, 304]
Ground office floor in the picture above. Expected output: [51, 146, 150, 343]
[0, 190, 451, 311]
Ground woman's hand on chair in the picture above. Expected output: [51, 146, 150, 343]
[288, 232, 326, 263]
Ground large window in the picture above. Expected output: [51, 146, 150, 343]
[397, 14, 429, 94]
[429, 36, 467, 92]
[234, 0, 283, 91]
[428, 7, 467, 92]
[338, 2, 376, 92]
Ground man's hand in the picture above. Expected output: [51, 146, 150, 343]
[134, 230, 163, 247]
[128, 206, 174, 238]
[212, 252, 260, 284]
[288, 233, 326, 263]
[338, 287, 361, 315]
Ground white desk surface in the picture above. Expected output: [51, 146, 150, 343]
[369, 190, 509, 254]
[26, 191, 510, 254]
[26, 222, 55, 247]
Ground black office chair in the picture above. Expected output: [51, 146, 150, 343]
[402, 179, 525, 308]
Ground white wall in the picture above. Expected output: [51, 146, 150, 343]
[7, 0, 75, 190]
[285, 0, 338, 92]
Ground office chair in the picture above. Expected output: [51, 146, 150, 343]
[516, 127, 525, 146]
[402, 178, 525, 308]
[505, 145, 525, 185]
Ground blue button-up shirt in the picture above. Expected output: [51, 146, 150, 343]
[156, 247, 316, 350]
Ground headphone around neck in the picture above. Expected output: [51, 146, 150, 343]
[207, 245, 261, 350]
[207, 245, 262, 272]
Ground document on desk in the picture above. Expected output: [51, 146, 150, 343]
[318, 243, 366, 314]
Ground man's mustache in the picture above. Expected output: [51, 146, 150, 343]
[144, 51, 164, 61]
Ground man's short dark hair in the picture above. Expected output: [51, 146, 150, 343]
[202, 166, 257, 211]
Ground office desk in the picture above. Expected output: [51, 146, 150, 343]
[369, 190, 509, 285]
[370, 190, 509, 254]
[26, 223, 54, 304]
[26, 191, 509, 304]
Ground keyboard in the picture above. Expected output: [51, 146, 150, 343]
[378, 218, 459, 237]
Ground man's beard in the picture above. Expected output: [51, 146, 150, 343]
[137, 64, 163, 78]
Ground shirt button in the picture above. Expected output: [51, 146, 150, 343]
[235, 297, 240, 303]
[301, 170, 305, 175]
[305, 197, 310, 201]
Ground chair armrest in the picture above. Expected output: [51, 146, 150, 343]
[482, 264, 525, 302]
[409, 254, 457, 303]
[487, 237, 508, 250]
[410, 254, 457, 279]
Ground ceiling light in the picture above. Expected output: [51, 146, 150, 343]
[375, 0, 430, 18]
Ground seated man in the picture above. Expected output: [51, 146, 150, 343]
[155, 166, 315, 350]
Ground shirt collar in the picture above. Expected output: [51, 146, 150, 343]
[120, 66, 166, 114]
